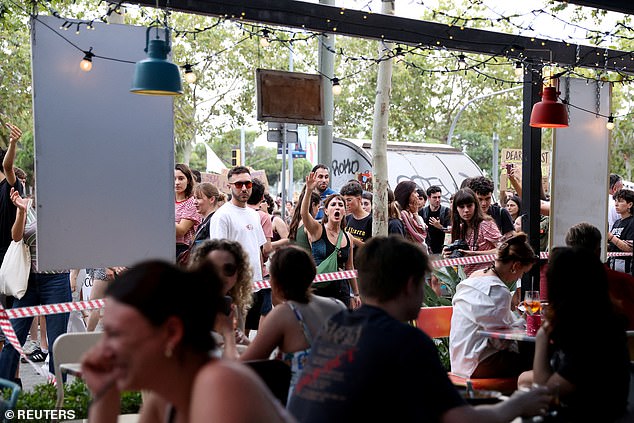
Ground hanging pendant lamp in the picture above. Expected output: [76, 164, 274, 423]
[131, 26, 183, 96]
[529, 84, 568, 128]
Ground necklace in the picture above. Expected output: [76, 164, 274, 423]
[488, 265, 503, 281]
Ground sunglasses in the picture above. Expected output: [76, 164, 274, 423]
[220, 263, 238, 277]
[229, 181, 253, 189]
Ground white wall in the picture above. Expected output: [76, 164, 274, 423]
[31, 16, 175, 270]
[550, 78, 611, 258]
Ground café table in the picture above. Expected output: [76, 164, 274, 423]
[477, 328, 536, 343]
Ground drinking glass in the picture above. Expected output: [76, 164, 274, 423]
[524, 290, 541, 315]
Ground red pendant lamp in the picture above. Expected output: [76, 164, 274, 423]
[529, 82, 569, 128]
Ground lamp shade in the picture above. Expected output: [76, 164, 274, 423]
[131, 27, 183, 96]
[529, 86, 568, 128]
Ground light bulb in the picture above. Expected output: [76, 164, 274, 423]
[514, 62, 523, 77]
[80, 50, 94, 72]
[183, 64, 197, 84]
[457, 54, 467, 70]
[332, 78, 342, 96]
[606, 116, 615, 130]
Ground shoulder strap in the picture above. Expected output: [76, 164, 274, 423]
[335, 229, 344, 250]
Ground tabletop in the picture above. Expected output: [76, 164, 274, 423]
[478, 328, 535, 342]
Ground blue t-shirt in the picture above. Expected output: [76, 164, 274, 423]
[315, 187, 337, 221]
[288, 305, 465, 422]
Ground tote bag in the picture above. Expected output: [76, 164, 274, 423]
[0, 239, 31, 299]
[314, 230, 343, 289]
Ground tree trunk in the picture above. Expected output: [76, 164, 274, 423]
[371, 0, 394, 237]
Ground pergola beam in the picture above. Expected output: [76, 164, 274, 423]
[128, 0, 634, 73]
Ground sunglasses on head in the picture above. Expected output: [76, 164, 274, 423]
[221, 263, 238, 277]
[230, 181, 253, 189]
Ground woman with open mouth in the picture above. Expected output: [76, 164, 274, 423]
[300, 172, 360, 309]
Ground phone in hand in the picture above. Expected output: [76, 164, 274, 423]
[506, 163, 513, 173]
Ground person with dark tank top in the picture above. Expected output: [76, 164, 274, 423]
[301, 172, 360, 309]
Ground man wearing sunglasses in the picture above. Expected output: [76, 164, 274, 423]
[209, 166, 267, 294]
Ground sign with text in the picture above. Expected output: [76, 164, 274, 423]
[500, 148, 551, 195]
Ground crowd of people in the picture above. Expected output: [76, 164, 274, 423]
[0, 122, 633, 421]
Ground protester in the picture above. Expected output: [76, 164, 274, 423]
[341, 181, 372, 249]
[81, 261, 292, 422]
[288, 236, 552, 422]
[240, 246, 346, 401]
[607, 188, 634, 275]
[191, 182, 222, 246]
[0, 188, 71, 382]
[420, 185, 451, 254]
[387, 188, 405, 236]
[466, 176, 514, 237]
[609, 173, 624, 231]
[504, 195, 521, 222]
[518, 248, 630, 422]
[311, 164, 336, 221]
[300, 172, 359, 309]
[443, 188, 502, 276]
[361, 191, 372, 214]
[174, 163, 201, 259]
[450, 232, 537, 378]
[394, 181, 428, 251]
[288, 186, 320, 252]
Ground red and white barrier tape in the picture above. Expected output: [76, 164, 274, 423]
[1, 250, 631, 383]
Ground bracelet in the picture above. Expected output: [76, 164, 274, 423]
[352, 293, 359, 297]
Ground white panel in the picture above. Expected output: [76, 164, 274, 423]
[31, 16, 175, 270]
[551, 78, 610, 257]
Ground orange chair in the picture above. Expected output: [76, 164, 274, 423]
[415, 306, 518, 394]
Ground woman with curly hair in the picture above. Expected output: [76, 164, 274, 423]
[189, 239, 253, 356]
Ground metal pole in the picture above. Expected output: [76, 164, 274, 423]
[240, 127, 246, 167]
[492, 132, 499, 196]
[447, 86, 522, 145]
[318, 0, 334, 169]
[288, 43, 295, 206]
[281, 123, 287, 221]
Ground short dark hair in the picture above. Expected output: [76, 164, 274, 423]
[466, 176, 494, 196]
[227, 166, 251, 179]
[416, 188, 427, 201]
[311, 164, 329, 173]
[191, 169, 201, 183]
[340, 181, 363, 197]
[107, 261, 223, 354]
[565, 222, 602, 252]
[609, 173, 622, 190]
[247, 178, 265, 205]
[356, 236, 430, 302]
[426, 185, 442, 197]
[362, 191, 373, 201]
[175, 163, 195, 198]
[269, 245, 316, 303]
[613, 188, 634, 214]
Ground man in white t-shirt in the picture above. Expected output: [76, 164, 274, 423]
[209, 166, 266, 284]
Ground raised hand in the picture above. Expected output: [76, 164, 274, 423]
[9, 187, 28, 211]
[305, 172, 318, 192]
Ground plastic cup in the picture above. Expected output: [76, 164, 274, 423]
[526, 314, 542, 336]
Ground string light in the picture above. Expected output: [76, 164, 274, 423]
[183, 64, 197, 84]
[80, 48, 94, 72]
[606, 115, 615, 130]
[331, 77, 342, 96]
[514, 62, 523, 76]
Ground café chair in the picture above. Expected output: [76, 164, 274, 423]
[243, 359, 291, 406]
[415, 306, 518, 394]
[0, 378, 20, 422]
[52, 331, 103, 409]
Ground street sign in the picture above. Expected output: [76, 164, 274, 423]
[267, 122, 299, 143]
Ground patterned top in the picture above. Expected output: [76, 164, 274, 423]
[175, 196, 201, 245]
[463, 219, 501, 276]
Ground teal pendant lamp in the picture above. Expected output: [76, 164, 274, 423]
[131, 26, 183, 96]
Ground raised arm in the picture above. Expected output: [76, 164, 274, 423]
[3, 123, 22, 187]
[300, 173, 322, 241]
[10, 188, 27, 241]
